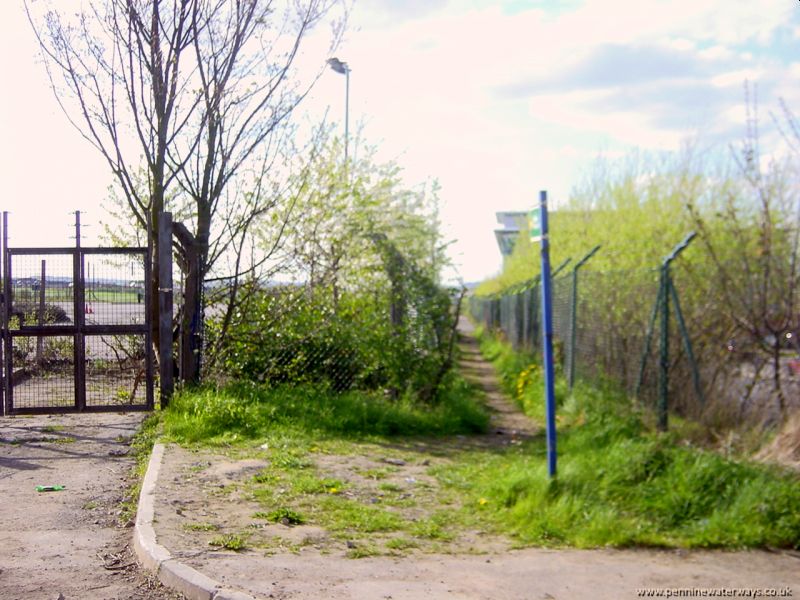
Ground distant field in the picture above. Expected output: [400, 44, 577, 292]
[13, 288, 143, 305]
[86, 290, 142, 304]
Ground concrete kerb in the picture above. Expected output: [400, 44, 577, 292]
[133, 442, 261, 600]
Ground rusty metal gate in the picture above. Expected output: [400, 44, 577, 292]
[1, 213, 154, 414]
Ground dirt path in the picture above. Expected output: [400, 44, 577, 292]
[146, 321, 799, 599]
[457, 317, 538, 443]
[0, 412, 182, 600]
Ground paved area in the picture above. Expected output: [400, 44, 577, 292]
[0, 412, 182, 600]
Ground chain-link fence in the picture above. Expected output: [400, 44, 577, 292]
[472, 271, 657, 403]
[3, 243, 153, 414]
[470, 264, 800, 428]
[204, 236, 461, 402]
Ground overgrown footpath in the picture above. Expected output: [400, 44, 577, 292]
[466, 328, 800, 549]
[146, 327, 800, 556]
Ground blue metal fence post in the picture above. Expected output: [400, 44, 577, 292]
[538, 191, 558, 478]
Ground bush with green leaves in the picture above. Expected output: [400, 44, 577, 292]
[473, 141, 800, 426]
[208, 274, 461, 402]
[210, 287, 389, 392]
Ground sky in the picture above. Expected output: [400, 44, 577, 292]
[1, 0, 799, 283]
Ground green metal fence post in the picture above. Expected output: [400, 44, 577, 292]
[657, 232, 696, 432]
[658, 266, 670, 431]
[568, 245, 601, 390]
[668, 276, 705, 407]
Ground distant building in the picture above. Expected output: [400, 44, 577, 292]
[494, 211, 529, 259]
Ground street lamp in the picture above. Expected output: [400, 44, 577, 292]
[327, 57, 350, 163]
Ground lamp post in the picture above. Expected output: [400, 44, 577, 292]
[327, 57, 350, 163]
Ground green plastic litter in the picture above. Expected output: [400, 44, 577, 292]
[36, 485, 66, 492]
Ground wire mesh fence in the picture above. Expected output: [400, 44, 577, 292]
[3, 243, 152, 413]
[204, 235, 461, 401]
[470, 267, 723, 423]
[472, 255, 800, 428]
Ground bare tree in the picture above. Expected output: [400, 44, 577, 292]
[27, 0, 346, 382]
[686, 85, 800, 421]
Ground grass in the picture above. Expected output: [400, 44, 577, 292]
[438, 327, 800, 549]
[157, 333, 800, 552]
[161, 375, 489, 445]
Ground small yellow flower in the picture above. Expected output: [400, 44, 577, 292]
[328, 487, 340, 494]
[478, 498, 488, 506]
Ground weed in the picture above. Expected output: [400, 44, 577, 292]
[358, 467, 396, 480]
[272, 453, 313, 470]
[51, 436, 76, 444]
[385, 537, 419, 551]
[183, 522, 219, 532]
[346, 542, 380, 558]
[318, 496, 403, 534]
[261, 507, 305, 525]
[40, 425, 64, 433]
[410, 513, 455, 541]
[292, 474, 345, 495]
[252, 470, 279, 484]
[441, 329, 800, 549]
[119, 413, 161, 525]
[208, 533, 248, 551]
[377, 482, 402, 493]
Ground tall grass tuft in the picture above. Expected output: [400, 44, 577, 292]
[162, 374, 489, 444]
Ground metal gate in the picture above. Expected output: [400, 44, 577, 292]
[1, 214, 154, 414]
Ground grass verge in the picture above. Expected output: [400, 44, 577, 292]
[160, 374, 490, 555]
[158, 331, 800, 552]
[442, 327, 800, 548]
[161, 373, 489, 444]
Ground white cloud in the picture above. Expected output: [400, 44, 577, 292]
[711, 69, 765, 88]
[699, 45, 734, 61]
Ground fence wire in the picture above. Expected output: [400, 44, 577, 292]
[470, 268, 713, 420]
[4, 249, 151, 413]
[205, 238, 459, 401]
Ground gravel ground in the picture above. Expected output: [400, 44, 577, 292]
[0, 412, 182, 600]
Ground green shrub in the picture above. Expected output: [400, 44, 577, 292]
[206, 283, 460, 401]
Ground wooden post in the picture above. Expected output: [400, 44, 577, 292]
[158, 212, 174, 407]
[172, 222, 201, 385]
